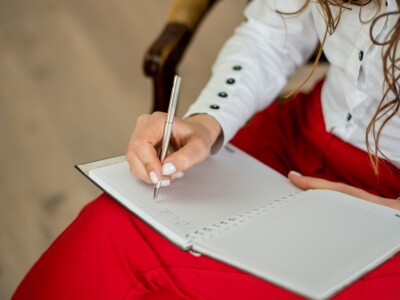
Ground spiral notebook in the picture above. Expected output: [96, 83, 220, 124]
[76, 144, 400, 300]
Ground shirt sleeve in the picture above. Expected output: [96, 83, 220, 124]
[184, 0, 319, 152]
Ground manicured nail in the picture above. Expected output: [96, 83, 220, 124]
[162, 162, 176, 175]
[149, 171, 159, 184]
[289, 171, 302, 177]
[172, 172, 184, 179]
[160, 179, 170, 187]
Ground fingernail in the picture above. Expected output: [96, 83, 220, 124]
[161, 179, 170, 187]
[172, 172, 184, 179]
[289, 171, 302, 177]
[162, 162, 176, 175]
[149, 171, 159, 184]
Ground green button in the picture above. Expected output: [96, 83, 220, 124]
[226, 78, 235, 84]
[358, 51, 364, 61]
[210, 104, 220, 110]
[218, 92, 228, 98]
[233, 65, 242, 71]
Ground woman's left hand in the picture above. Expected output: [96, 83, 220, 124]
[288, 171, 400, 210]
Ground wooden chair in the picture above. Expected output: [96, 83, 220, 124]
[143, 0, 219, 112]
[143, 0, 326, 113]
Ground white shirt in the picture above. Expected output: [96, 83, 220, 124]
[185, 0, 400, 168]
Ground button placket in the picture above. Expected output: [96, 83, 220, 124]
[344, 19, 373, 85]
[209, 65, 242, 112]
[225, 65, 241, 93]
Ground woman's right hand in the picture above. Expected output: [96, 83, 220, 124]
[125, 112, 222, 186]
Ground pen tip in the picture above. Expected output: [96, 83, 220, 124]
[153, 188, 160, 200]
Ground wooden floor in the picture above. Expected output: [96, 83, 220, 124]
[0, 1, 327, 298]
[0, 0, 249, 298]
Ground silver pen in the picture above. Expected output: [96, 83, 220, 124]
[153, 75, 181, 199]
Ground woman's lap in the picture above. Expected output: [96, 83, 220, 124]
[13, 82, 400, 299]
[13, 193, 400, 300]
[13, 194, 303, 300]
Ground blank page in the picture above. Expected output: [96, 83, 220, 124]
[193, 189, 400, 299]
[88, 145, 300, 248]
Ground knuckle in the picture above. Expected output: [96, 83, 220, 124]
[131, 138, 145, 151]
[136, 114, 149, 125]
[151, 111, 166, 120]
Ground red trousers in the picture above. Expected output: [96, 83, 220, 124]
[13, 82, 400, 299]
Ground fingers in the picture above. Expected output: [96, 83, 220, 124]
[160, 116, 216, 173]
[126, 112, 213, 186]
[126, 145, 156, 184]
[126, 113, 166, 184]
[288, 171, 339, 190]
[288, 171, 382, 203]
[162, 136, 211, 174]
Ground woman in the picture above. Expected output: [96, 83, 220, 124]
[13, 0, 400, 299]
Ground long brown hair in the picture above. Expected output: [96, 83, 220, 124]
[283, 0, 399, 173]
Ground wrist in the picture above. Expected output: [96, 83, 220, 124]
[185, 114, 222, 147]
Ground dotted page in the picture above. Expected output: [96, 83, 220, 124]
[88, 145, 300, 248]
[193, 189, 400, 299]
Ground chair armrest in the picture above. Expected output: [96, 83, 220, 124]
[144, 0, 218, 112]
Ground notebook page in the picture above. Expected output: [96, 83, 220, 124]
[88, 145, 300, 249]
[193, 189, 400, 299]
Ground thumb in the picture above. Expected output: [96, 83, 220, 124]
[287, 171, 381, 203]
[161, 137, 211, 175]
[288, 171, 338, 190]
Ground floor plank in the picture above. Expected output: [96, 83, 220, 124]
[0, 1, 246, 298]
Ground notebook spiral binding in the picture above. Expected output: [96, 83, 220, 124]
[186, 193, 299, 244]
